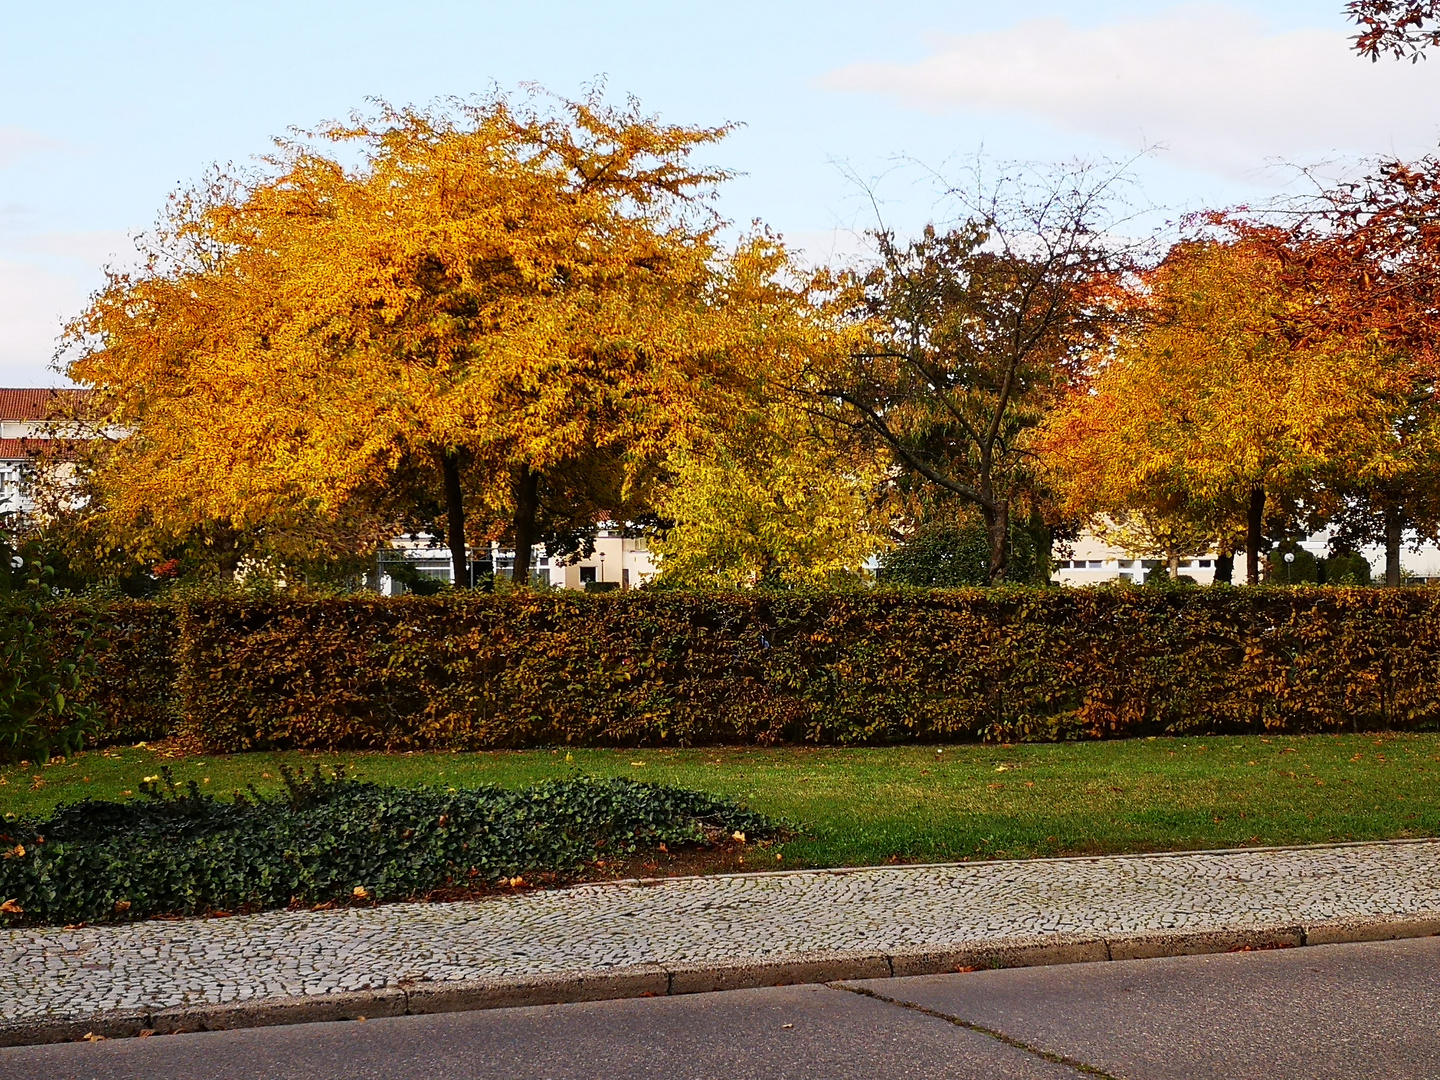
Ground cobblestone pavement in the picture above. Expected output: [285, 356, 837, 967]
[4, 840, 1439, 1026]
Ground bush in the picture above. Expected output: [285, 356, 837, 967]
[877, 520, 1044, 586]
[0, 770, 781, 926]
[38, 587, 1440, 751]
[0, 557, 110, 762]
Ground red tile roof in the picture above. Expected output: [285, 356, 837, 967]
[0, 437, 87, 462]
[0, 388, 91, 421]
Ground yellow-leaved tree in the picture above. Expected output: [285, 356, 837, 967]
[649, 400, 888, 588]
[1042, 228, 1381, 584]
[63, 89, 792, 583]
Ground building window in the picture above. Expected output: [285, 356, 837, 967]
[1088, 560, 1104, 569]
[1119, 560, 1135, 568]
[1199, 559, 1213, 568]
[580, 566, 597, 584]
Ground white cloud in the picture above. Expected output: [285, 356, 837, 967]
[0, 126, 62, 170]
[821, 5, 1440, 178]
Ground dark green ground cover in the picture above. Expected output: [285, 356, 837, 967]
[0, 770, 779, 926]
[4, 735, 1437, 871]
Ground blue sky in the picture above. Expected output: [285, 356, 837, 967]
[4, 0, 1438, 383]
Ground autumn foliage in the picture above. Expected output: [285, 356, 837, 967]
[62, 90, 806, 585]
[19, 591, 1440, 752]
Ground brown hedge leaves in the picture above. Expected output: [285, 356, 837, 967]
[52, 589, 1440, 752]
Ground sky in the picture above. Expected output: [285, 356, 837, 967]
[3, 0, 1440, 385]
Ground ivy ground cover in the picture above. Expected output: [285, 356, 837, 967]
[5, 735, 1437, 871]
[0, 773, 780, 926]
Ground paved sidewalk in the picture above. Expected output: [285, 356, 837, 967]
[4, 839, 1440, 1044]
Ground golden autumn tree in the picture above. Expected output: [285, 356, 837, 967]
[1043, 226, 1398, 584]
[63, 90, 785, 584]
[1045, 232, 1311, 584]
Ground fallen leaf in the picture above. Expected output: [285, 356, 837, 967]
[352, 886, 369, 899]
[113, 900, 131, 914]
[731, 831, 746, 843]
[0, 899, 22, 914]
[781, 1023, 794, 1029]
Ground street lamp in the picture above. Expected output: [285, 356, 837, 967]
[1284, 550, 1295, 585]
[598, 550, 606, 584]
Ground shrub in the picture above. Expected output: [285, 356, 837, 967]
[877, 520, 1044, 587]
[0, 559, 110, 762]
[0, 770, 781, 926]
[39, 587, 1440, 751]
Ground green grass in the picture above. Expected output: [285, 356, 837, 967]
[4, 734, 1438, 869]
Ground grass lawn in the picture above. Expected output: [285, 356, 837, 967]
[3, 734, 1438, 869]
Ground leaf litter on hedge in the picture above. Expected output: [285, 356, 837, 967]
[0, 766, 785, 926]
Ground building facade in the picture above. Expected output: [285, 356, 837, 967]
[0, 388, 90, 525]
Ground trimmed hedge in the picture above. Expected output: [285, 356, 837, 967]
[0, 772, 780, 925]
[27, 588, 1440, 751]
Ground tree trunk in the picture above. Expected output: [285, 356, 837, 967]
[984, 500, 1009, 585]
[1384, 502, 1404, 587]
[511, 464, 540, 586]
[1214, 544, 1234, 585]
[214, 521, 243, 581]
[1246, 485, 1265, 586]
[441, 451, 469, 588]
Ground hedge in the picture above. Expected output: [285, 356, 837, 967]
[0, 771, 780, 925]
[22, 588, 1440, 752]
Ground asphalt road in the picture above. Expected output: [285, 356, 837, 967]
[8, 936, 1440, 1080]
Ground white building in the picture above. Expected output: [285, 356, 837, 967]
[378, 525, 659, 594]
[1050, 531, 1427, 586]
[0, 388, 90, 525]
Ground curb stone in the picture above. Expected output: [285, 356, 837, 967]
[4, 914, 1438, 1048]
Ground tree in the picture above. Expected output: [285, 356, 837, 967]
[1042, 230, 1352, 584]
[1263, 157, 1440, 585]
[1347, 1, 1440, 60]
[805, 162, 1128, 584]
[64, 90, 774, 586]
[648, 398, 886, 588]
[1091, 508, 1218, 582]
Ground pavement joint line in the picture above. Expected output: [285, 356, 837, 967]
[833, 983, 1120, 1080]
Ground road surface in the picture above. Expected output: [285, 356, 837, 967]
[7, 935, 1439, 1079]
